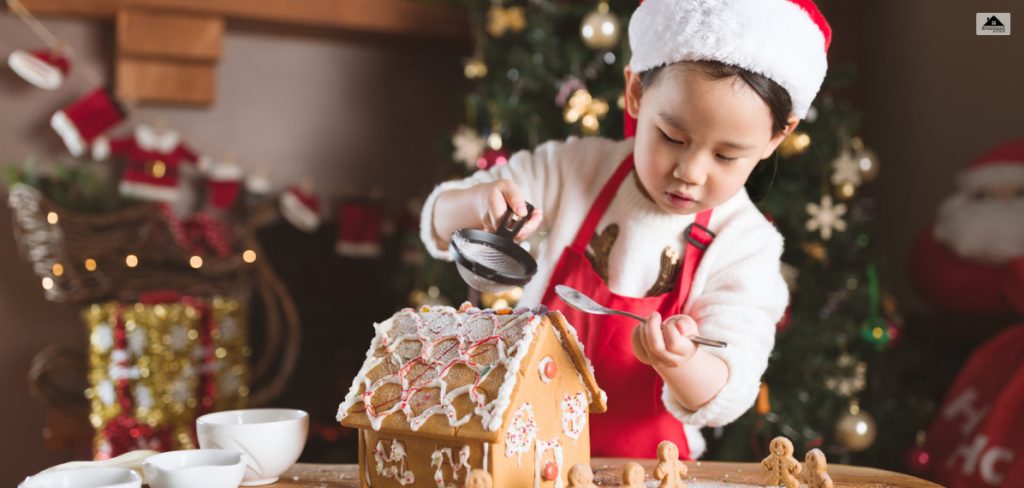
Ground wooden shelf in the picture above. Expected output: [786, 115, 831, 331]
[13, 0, 469, 39]
[11, 0, 469, 105]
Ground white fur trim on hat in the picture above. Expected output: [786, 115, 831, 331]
[959, 162, 1024, 190]
[628, 0, 829, 118]
[92, 136, 111, 161]
[8, 50, 64, 90]
[280, 191, 321, 233]
[50, 110, 87, 157]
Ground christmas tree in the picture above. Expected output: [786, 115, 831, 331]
[399, 0, 933, 472]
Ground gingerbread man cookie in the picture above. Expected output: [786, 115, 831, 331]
[801, 448, 834, 488]
[761, 436, 802, 488]
[654, 440, 688, 488]
[465, 469, 492, 488]
[622, 461, 647, 488]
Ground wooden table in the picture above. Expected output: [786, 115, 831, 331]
[274, 460, 941, 487]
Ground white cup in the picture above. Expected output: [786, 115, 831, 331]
[20, 466, 142, 488]
[197, 408, 309, 486]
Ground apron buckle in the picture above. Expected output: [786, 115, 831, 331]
[684, 222, 716, 251]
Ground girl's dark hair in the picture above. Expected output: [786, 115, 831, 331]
[639, 61, 792, 134]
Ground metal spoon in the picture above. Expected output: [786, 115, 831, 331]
[555, 284, 728, 348]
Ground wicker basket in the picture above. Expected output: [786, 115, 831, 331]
[9, 183, 299, 406]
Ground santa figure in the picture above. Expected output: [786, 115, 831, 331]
[911, 139, 1024, 318]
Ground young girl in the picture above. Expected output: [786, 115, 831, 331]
[421, 0, 830, 459]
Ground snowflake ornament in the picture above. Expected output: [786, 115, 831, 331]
[806, 195, 847, 240]
[452, 126, 487, 171]
[830, 150, 862, 187]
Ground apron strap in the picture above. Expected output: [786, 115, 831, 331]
[570, 154, 636, 253]
[671, 209, 715, 312]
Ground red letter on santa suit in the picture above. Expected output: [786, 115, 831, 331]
[941, 389, 989, 436]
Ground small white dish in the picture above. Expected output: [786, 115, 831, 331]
[142, 449, 246, 488]
[197, 408, 309, 486]
[20, 466, 142, 488]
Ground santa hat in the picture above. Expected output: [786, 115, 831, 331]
[335, 201, 384, 258]
[7, 48, 70, 90]
[279, 186, 321, 233]
[628, 0, 831, 119]
[957, 139, 1024, 191]
[50, 87, 125, 157]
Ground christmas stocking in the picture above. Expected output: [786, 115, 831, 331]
[335, 200, 384, 258]
[51, 87, 125, 157]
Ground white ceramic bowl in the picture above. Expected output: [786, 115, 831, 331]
[142, 449, 246, 488]
[197, 408, 309, 486]
[20, 467, 142, 488]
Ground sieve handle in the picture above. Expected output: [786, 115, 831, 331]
[494, 202, 534, 240]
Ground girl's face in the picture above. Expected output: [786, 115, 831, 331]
[625, 64, 797, 215]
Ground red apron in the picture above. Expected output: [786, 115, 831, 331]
[540, 154, 714, 459]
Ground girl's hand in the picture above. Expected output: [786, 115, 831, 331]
[631, 312, 700, 369]
[480, 179, 543, 240]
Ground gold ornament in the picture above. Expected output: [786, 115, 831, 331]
[564, 89, 609, 135]
[481, 286, 523, 309]
[778, 132, 811, 158]
[851, 138, 881, 183]
[580, 2, 622, 50]
[487, 5, 526, 37]
[834, 401, 877, 452]
[463, 57, 488, 79]
[801, 241, 829, 264]
[837, 181, 857, 200]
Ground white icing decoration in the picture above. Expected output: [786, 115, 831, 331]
[534, 438, 564, 488]
[431, 445, 471, 488]
[336, 306, 607, 435]
[505, 403, 538, 466]
[374, 440, 414, 485]
[560, 392, 587, 442]
[483, 442, 489, 472]
[538, 357, 554, 384]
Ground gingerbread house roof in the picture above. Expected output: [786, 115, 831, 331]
[337, 304, 606, 442]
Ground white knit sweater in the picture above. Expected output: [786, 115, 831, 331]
[421, 137, 788, 455]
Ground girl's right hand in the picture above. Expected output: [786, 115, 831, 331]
[480, 179, 544, 241]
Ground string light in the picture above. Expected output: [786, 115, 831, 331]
[85, 259, 97, 271]
[189, 256, 203, 269]
[42, 277, 53, 290]
[46, 212, 59, 224]
[242, 250, 257, 263]
[125, 254, 139, 268]
[52, 263, 64, 276]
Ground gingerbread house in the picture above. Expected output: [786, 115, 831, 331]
[337, 304, 607, 487]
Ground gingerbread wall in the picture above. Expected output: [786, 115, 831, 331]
[489, 316, 593, 487]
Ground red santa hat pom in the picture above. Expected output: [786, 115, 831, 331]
[279, 186, 321, 233]
[335, 201, 384, 258]
[957, 139, 1024, 191]
[50, 87, 125, 157]
[8, 48, 70, 90]
[628, 0, 831, 119]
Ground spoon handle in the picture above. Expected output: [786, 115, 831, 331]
[608, 309, 728, 348]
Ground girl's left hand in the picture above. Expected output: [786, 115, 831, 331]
[631, 312, 700, 369]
